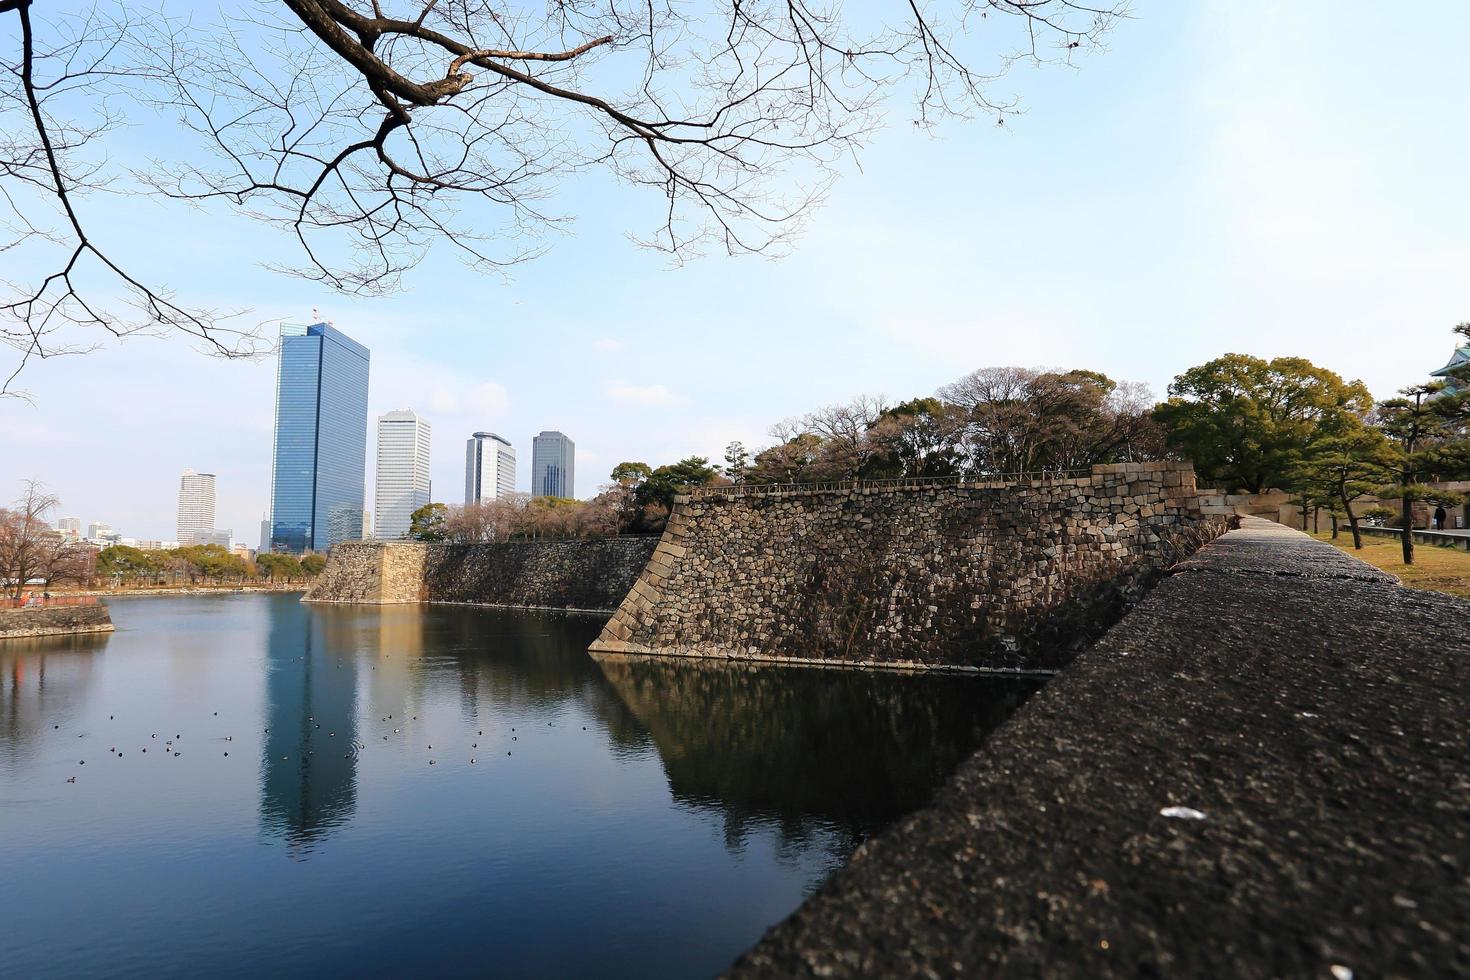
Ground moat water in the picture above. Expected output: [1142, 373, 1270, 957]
[1, 594, 1041, 978]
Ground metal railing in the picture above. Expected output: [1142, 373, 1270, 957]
[1, 594, 102, 609]
[1357, 524, 1470, 551]
[685, 469, 1095, 499]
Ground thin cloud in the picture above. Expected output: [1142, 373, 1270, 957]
[427, 381, 510, 417]
[605, 380, 686, 407]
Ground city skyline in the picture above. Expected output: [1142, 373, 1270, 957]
[5, 5, 1468, 542]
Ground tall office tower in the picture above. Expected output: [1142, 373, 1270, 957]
[531, 430, 575, 498]
[374, 410, 432, 540]
[269, 322, 371, 553]
[259, 515, 272, 553]
[464, 432, 516, 504]
[176, 469, 217, 545]
[87, 522, 113, 540]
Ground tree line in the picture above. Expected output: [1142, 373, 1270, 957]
[96, 544, 326, 587]
[15, 325, 1465, 581]
[0, 478, 329, 595]
[409, 368, 1163, 539]
[1156, 324, 1470, 565]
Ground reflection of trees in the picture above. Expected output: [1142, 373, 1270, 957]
[259, 600, 358, 855]
[596, 656, 1041, 850]
[414, 607, 651, 752]
[0, 634, 108, 768]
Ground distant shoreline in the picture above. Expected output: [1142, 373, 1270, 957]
[57, 585, 310, 598]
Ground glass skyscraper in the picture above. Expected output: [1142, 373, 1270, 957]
[269, 323, 370, 553]
[531, 430, 575, 499]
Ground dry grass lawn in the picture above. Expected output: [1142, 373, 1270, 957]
[1312, 530, 1470, 601]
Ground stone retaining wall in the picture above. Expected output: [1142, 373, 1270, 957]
[729, 518, 1470, 978]
[305, 537, 659, 612]
[0, 604, 114, 639]
[591, 461, 1226, 672]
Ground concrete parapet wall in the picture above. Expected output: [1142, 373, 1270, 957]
[305, 537, 658, 611]
[592, 462, 1225, 672]
[0, 604, 114, 639]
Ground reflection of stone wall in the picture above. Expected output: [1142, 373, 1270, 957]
[305, 537, 658, 612]
[0, 604, 113, 639]
[592, 462, 1226, 672]
[596, 654, 1040, 840]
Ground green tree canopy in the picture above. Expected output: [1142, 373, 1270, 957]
[1292, 423, 1399, 549]
[610, 461, 653, 487]
[409, 503, 449, 542]
[639, 457, 720, 510]
[256, 552, 304, 582]
[1154, 354, 1373, 493]
[864, 397, 962, 479]
[97, 545, 161, 581]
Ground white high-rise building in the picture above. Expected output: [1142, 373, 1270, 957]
[176, 470, 217, 545]
[465, 432, 516, 504]
[56, 517, 82, 539]
[531, 431, 575, 498]
[374, 410, 432, 540]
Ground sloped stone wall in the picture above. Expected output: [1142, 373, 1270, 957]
[420, 538, 659, 611]
[0, 604, 114, 639]
[590, 462, 1226, 672]
[305, 537, 657, 612]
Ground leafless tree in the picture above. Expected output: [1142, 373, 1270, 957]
[2, 0, 1122, 395]
[938, 366, 1155, 474]
[0, 479, 92, 596]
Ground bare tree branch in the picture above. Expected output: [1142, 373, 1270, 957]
[2, 0, 1123, 394]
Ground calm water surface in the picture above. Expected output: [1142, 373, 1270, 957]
[1, 594, 1040, 978]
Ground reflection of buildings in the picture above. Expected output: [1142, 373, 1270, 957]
[259, 600, 359, 854]
[360, 604, 426, 725]
[0, 636, 109, 770]
[595, 656, 1041, 849]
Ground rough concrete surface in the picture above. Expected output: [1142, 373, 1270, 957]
[730, 518, 1469, 978]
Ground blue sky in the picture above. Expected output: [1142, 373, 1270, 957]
[4, 2, 1468, 542]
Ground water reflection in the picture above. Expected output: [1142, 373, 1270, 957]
[259, 601, 359, 853]
[595, 655, 1041, 852]
[0, 633, 110, 768]
[2, 597, 1044, 979]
